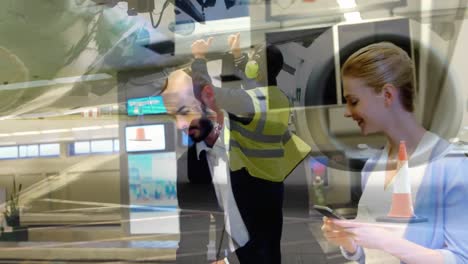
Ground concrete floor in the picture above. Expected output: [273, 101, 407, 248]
[0, 213, 349, 264]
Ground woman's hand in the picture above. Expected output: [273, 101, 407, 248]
[321, 217, 357, 253]
[334, 220, 444, 264]
[191, 37, 213, 59]
[333, 220, 399, 251]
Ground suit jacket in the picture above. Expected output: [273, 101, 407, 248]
[177, 144, 220, 212]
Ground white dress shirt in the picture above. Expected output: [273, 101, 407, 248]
[341, 131, 439, 263]
[195, 112, 249, 257]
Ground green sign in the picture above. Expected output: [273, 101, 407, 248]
[127, 96, 167, 116]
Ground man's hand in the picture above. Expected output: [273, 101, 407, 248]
[191, 37, 213, 59]
[211, 260, 226, 264]
[227, 32, 241, 59]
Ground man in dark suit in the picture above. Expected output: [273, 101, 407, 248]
[176, 142, 227, 263]
[165, 67, 248, 263]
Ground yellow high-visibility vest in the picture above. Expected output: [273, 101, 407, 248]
[226, 86, 311, 182]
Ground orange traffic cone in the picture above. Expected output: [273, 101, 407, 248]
[130, 127, 152, 141]
[387, 141, 414, 218]
[376, 141, 427, 223]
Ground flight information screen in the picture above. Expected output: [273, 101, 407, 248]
[127, 96, 167, 116]
[125, 124, 166, 153]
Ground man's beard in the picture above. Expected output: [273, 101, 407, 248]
[188, 117, 213, 143]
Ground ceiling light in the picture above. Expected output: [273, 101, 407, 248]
[12, 131, 41, 136]
[71, 126, 103, 131]
[41, 129, 71, 134]
[357, 144, 369, 149]
[39, 137, 74, 143]
[337, 0, 357, 9]
[344, 11, 362, 22]
[0, 74, 113, 92]
[0, 142, 16, 146]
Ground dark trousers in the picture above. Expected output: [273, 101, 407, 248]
[176, 179, 225, 263]
[176, 210, 226, 263]
[230, 169, 284, 264]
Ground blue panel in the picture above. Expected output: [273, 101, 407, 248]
[127, 96, 167, 116]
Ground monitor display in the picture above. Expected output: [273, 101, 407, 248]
[128, 152, 178, 234]
[127, 96, 167, 116]
[125, 124, 166, 152]
[175, 0, 249, 24]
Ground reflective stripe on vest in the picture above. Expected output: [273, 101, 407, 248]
[253, 89, 267, 133]
[230, 121, 285, 143]
[230, 140, 284, 158]
[229, 87, 288, 157]
[228, 130, 292, 158]
[228, 86, 311, 182]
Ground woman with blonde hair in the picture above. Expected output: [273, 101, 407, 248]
[321, 42, 468, 263]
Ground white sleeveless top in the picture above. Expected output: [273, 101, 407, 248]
[356, 131, 439, 263]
